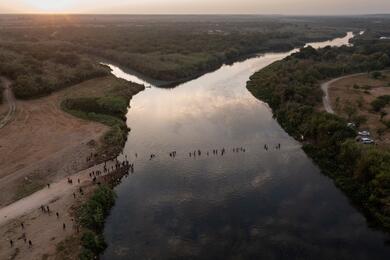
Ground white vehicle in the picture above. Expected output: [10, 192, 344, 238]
[358, 131, 370, 137]
[361, 137, 375, 144]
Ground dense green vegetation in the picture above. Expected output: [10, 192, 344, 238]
[247, 38, 390, 230]
[371, 95, 390, 112]
[0, 41, 109, 98]
[72, 24, 343, 83]
[78, 185, 116, 259]
[62, 97, 128, 154]
[0, 14, 367, 94]
[2, 14, 390, 97]
[3, 15, 390, 97]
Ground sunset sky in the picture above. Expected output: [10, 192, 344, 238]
[0, 0, 389, 15]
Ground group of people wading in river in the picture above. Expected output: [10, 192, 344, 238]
[264, 143, 281, 151]
[188, 147, 244, 158]
[144, 144, 283, 161]
[147, 144, 281, 160]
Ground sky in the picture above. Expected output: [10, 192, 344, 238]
[0, 0, 390, 15]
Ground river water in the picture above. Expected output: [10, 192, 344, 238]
[102, 32, 390, 259]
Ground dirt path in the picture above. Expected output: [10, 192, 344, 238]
[321, 73, 369, 114]
[0, 77, 16, 129]
[0, 155, 126, 260]
[0, 162, 111, 226]
[0, 161, 111, 260]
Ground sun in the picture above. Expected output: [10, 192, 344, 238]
[25, 0, 74, 13]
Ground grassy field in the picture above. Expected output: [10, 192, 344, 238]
[328, 71, 390, 146]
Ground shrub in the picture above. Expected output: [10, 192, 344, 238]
[78, 186, 116, 259]
[79, 249, 95, 260]
[370, 71, 382, 79]
[62, 95, 130, 155]
[371, 95, 390, 112]
[81, 230, 107, 254]
[79, 185, 116, 231]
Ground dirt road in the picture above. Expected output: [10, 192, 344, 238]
[0, 162, 112, 226]
[0, 163, 108, 260]
[0, 77, 16, 129]
[321, 73, 367, 114]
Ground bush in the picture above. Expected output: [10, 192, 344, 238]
[81, 230, 107, 254]
[371, 95, 390, 112]
[371, 71, 383, 79]
[62, 95, 131, 156]
[79, 185, 116, 231]
[78, 186, 116, 259]
[79, 249, 95, 260]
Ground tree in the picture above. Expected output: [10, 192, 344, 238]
[343, 101, 358, 120]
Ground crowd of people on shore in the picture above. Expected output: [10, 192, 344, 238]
[6, 156, 133, 252]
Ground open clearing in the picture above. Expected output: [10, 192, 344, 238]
[327, 71, 390, 145]
[0, 76, 140, 259]
[0, 78, 116, 207]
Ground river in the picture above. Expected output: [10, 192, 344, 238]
[102, 32, 390, 259]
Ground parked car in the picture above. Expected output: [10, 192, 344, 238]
[361, 137, 375, 144]
[358, 131, 370, 137]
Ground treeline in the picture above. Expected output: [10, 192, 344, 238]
[0, 16, 349, 87]
[2, 15, 390, 97]
[58, 25, 344, 83]
[247, 39, 390, 230]
[0, 42, 109, 99]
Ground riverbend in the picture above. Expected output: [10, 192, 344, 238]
[102, 32, 390, 259]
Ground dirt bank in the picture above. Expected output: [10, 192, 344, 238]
[0, 75, 144, 259]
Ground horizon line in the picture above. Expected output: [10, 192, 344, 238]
[0, 12, 390, 16]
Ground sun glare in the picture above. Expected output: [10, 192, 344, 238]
[25, 0, 74, 13]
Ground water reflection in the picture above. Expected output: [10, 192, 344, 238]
[102, 32, 390, 259]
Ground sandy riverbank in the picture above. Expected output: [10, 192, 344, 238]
[0, 76, 143, 259]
